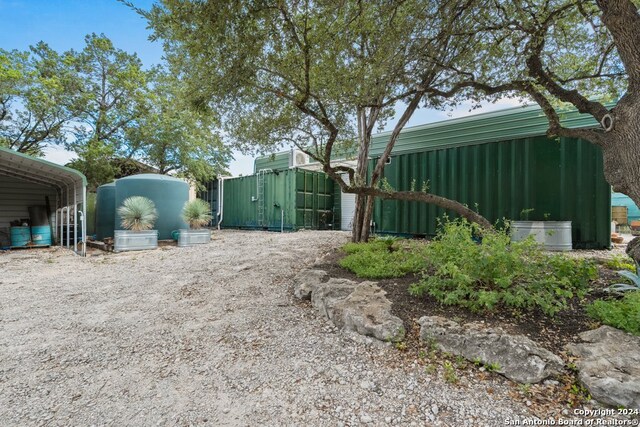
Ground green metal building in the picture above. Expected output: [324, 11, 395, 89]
[368, 105, 611, 249]
[218, 168, 336, 231]
[227, 104, 612, 248]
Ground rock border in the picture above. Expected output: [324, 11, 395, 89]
[293, 268, 405, 342]
[293, 267, 640, 409]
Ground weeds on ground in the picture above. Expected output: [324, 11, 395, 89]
[409, 219, 597, 316]
[443, 361, 458, 384]
[604, 254, 636, 272]
[586, 291, 640, 335]
[339, 237, 428, 279]
[485, 362, 501, 372]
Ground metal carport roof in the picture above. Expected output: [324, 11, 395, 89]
[0, 146, 87, 255]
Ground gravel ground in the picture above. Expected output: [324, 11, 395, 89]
[0, 230, 535, 426]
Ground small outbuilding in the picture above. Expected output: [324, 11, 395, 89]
[0, 147, 87, 255]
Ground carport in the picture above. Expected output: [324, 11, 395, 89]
[0, 147, 87, 256]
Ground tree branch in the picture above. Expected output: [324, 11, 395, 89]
[351, 186, 493, 230]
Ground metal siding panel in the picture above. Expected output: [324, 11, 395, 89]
[373, 137, 610, 248]
[369, 104, 609, 157]
[254, 152, 290, 173]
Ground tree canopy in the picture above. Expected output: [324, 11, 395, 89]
[0, 34, 230, 190]
[144, 0, 493, 241]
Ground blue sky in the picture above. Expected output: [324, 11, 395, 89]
[0, 0, 523, 176]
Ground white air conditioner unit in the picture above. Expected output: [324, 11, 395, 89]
[290, 150, 308, 167]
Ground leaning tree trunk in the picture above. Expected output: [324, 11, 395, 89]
[351, 193, 368, 242]
[360, 193, 375, 242]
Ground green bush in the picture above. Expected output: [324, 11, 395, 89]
[339, 237, 428, 279]
[409, 219, 597, 316]
[587, 292, 640, 335]
[604, 254, 636, 272]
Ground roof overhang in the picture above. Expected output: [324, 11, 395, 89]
[0, 146, 86, 202]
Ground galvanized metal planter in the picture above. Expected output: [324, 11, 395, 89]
[510, 221, 572, 251]
[178, 229, 211, 247]
[114, 230, 158, 252]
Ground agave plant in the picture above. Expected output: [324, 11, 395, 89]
[117, 196, 158, 231]
[182, 199, 212, 229]
[605, 264, 640, 293]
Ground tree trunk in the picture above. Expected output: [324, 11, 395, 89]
[351, 107, 375, 243]
[599, 96, 640, 202]
[351, 193, 367, 242]
[597, 96, 640, 261]
[360, 193, 375, 241]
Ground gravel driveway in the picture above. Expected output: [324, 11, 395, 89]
[0, 230, 531, 426]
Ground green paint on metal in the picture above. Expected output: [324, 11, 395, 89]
[95, 182, 116, 240]
[254, 152, 290, 173]
[332, 179, 342, 230]
[371, 137, 611, 249]
[370, 104, 610, 157]
[221, 168, 336, 230]
[114, 174, 189, 240]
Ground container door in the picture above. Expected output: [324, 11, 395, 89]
[340, 174, 356, 231]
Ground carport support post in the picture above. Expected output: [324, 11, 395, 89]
[73, 184, 77, 253]
[66, 185, 70, 249]
[59, 207, 63, 247]
[82, 186, 86, 256]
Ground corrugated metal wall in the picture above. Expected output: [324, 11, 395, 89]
[370, 104, 607, 157]
[372, 137, 611, 249]
[333, 177, 342, 230]
[0, 175, 57, 246]
[254, 152, 291, 173]
[197, 179, 219, 226]
[221, 168, 335, 230]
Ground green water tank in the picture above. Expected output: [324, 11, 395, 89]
[115, 174, 189, 240]
[95, 182, 116, 240]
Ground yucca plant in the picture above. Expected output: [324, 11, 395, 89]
[605, 265, 640, 294]
[117, 196, 158, 231]
[182, 199, 212, 229]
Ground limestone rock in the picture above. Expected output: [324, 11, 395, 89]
[310, 278, 358, 320]
[418, 316, 563, 383]
[293, 269, 328, 300]
[332, 282, 405, 342]
[566, 326, 640, 409]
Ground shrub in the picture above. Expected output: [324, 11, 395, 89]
[118, 196, 158, 231]
[182, 199, 213, 229]
[339, 237, 428, 279]
[409, 219, 597, 316]
[587, 292, 640, 335]
[604, 254, 636, 272]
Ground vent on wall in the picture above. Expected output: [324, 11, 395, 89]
[290, 150, 308, 167]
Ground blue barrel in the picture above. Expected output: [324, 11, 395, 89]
[10, 226, 31, 247]
[31, 225, 52, 246]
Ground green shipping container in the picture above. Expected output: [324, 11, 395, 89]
[371, 136, 611, 249]
[254, 152, 291, 173]
[221, 168, 335, 230]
